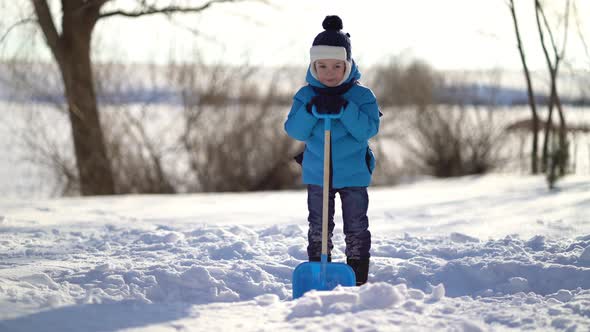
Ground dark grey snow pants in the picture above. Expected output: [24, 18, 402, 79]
[306, 184, 371, 260]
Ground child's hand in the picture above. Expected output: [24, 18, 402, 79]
[306, 95, 348, 115]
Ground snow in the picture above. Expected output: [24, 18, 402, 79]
[1, 175, 590, 331]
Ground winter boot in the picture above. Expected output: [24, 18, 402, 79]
[347, 258, 370, 286]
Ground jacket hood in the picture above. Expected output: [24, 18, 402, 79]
[306, 59, 361, 88]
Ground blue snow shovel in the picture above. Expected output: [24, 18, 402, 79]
[292, 105, 356, 299]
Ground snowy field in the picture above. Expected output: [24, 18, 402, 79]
[1, 175, 590, 331]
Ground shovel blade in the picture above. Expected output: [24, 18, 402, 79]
[292, 261, 356, 299]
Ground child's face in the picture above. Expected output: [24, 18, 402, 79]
[315, 59, 346, 87]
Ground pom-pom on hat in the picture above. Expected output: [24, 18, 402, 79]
[312, 15, 351, 61]
[310, 15, 353, 86]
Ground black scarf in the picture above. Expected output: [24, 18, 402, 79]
[311, 80, 357, 96]
[310, 80, 383, 117]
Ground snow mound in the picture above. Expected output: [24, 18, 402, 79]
[288, 282, 440, 320]
[371, 233, 590, 297]
[450, 232, 480, 243]
[579, 246, 590, 265]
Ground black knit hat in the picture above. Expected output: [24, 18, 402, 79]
[312, 16, 351, 61]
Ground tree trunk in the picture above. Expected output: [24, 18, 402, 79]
[535, 0, 569, 176]
[33, 0, 115, 195]
[60, 34, 115, 195]
[509, 0, 539, 174]
[541, 100, 554, 172]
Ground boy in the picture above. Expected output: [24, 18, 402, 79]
[284, 15, 381, 285]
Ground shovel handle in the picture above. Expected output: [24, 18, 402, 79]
[321, 128, 330, 262]
[310, 105, 343, 263]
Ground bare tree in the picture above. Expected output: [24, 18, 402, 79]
[4, 0, 254, 195]
[535, 0, 570, 180]
[572, 0, 590, 67]
[508, 0, 541, 174]
[571, 0, 590, 105]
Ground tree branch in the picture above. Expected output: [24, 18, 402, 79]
[536, 1, 560, 61]
[73, 0, 110, 15]
[508, 0, 540, 174]
[572, 0, 590, 62]
[0, 17, 36, 45]
[31, 0, 61, 56]
[560, 0, 571, 59]
[98, 0, 238, 19]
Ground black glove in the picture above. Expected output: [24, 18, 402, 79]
[306, 95, 348, 115]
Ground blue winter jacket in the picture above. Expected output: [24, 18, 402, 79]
[284, 61, 380, 188]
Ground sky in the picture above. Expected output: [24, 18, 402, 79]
[2, 0, 590, 71]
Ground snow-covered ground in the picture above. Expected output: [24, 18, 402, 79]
[1, 175, 590, 331]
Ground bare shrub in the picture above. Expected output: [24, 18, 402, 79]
[14, 105, 181, 196]
[13, 104, 78, 196]
[372, 61, 509, 179]
[372, 57, 442, 107]
[402, 105, 507, 177]
[102, 106, 177, 194]
[96, 61, 301, 194]
[2, 61, 78, 196]
[365, 58, 443, 185]
[176, 65, 301, 192]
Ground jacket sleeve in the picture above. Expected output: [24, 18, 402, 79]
[284, 89, 318, 141]
[339, 90, 380, 142]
